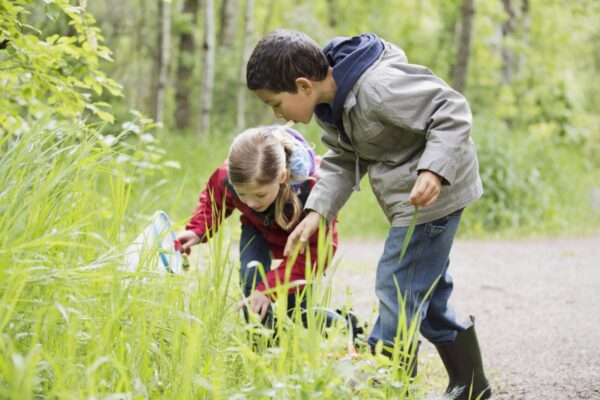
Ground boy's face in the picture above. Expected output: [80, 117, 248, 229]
[254, 81, 316, 124]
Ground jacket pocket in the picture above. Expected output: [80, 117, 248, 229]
[369, 162, 413, 215]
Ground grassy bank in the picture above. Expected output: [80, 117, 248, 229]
[0, 123, 422, 399]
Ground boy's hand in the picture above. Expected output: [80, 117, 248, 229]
[176, 230, 200, 254]
[283, 211, 321, 257]
[408, 170, 442, 207]
[236, 290, 272, 321]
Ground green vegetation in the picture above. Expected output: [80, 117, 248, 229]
[0, 123, 423, 398]
[1, 0, 600, 398]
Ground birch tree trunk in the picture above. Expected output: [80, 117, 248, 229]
[501, 0, 516, 85]
[155, 0, 171, 124]
[237, 0, 254, 130]
[326, 0, 337, 28]
[451, 0, 474, 93]
[501, 0, 530, 85]
[174, 0, 199, 130]
[517, 0, 530, 75]
[199, 0, 215, 134]
[218, 0, 238, 48]
[261, 0, 274, 34]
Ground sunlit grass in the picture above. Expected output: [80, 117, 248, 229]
[0, 122, 425, 398]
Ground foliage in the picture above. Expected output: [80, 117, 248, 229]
[0, 121, 424, 399]
[461, 115, 600, 236]
[0, 0, 123, 135]
[1, 2, 600, 397]
[91, 0, 600, 236]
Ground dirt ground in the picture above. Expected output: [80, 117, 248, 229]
[330, 235, 600, 400]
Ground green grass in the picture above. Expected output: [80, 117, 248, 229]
[0, 122, 425, 398]
[2, 117, 597, 398]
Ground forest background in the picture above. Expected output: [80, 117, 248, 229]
[1, 0, 600, 398]
[3, 0, 600, 238]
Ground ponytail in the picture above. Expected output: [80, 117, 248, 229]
[273, 127, 309, 231]
[274, 179, 303, 230]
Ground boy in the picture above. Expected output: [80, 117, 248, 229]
[246, 29, 490, 400]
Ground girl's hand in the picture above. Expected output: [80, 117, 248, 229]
[176, 230, 201, 253]
[408, 170, 442, 207]
[237, 290, 272, 321]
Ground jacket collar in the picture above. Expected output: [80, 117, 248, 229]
[315, 33, 384, 136]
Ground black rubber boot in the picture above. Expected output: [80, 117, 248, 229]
[435, 316, 491, 400]
[311, 307, 365, 343]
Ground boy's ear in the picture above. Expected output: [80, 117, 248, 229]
[295, 78, 313, 95]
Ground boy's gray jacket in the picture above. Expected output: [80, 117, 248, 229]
[306, 41, 483, 227]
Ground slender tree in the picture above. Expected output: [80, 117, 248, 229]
[155, 0, 171, 124]
[199, 0, 216, 133]
[237, 0, 254, 130]
[218, 0, 239, 47]
[501, 0, 516, 85]
[451, 0, 475, 93]
[175, 0, 199, 130]
[261, 0, 275, 34]
[326, 0, 337, 28]
[516, 0, 529, 75]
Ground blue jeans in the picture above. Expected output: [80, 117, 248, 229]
[239, 224, 348, 332]
[239, 224, 273, 298]
[368, 209, 466, 350]
[239, 224, 307, 324]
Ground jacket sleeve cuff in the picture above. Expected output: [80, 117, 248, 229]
[417, 149, 458, 185]
[305, 195, 341, 224]
[184, 224, 208, 243]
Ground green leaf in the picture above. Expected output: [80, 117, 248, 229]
[44, 3, 61, 22]
[86, 103, 114, 123]
[399, 206, 419, 263]
[46, 34, 59, 45]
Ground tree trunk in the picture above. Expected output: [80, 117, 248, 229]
[237, 0, 254, 130]
[501, 0, 530, 85]
[155, 0, 171, 124]
[218, 0, 238, 47]
[199, 0, 215, 134]
[326, 0, 337, 28]
[451, 0, 474, 93]
[261, 0, 275, 34]
[174, 0, 199, 130]
[517, 0, 530, 73]
[501, 0, 516, 85]
[131, 0, 145, 111]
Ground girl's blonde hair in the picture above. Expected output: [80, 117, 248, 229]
[228, 126, 308, 230]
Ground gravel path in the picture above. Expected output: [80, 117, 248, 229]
[330, 235, 600, 399]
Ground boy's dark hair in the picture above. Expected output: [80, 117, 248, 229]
[246, 29, 329, 93]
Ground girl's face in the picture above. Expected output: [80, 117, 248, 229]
[234, 179, 282, 212]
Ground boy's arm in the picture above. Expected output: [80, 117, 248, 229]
[304, 137, 367, 223]
[367, 64, 473, 186]
[285, 142, 363, 256]
[283, 210, 321, 257]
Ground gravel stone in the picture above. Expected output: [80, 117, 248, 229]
[332, 235, 600, 399]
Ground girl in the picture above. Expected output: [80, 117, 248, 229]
[176, 125, 338, 324]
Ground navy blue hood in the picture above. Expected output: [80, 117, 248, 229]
[315, 33, 384, 137]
